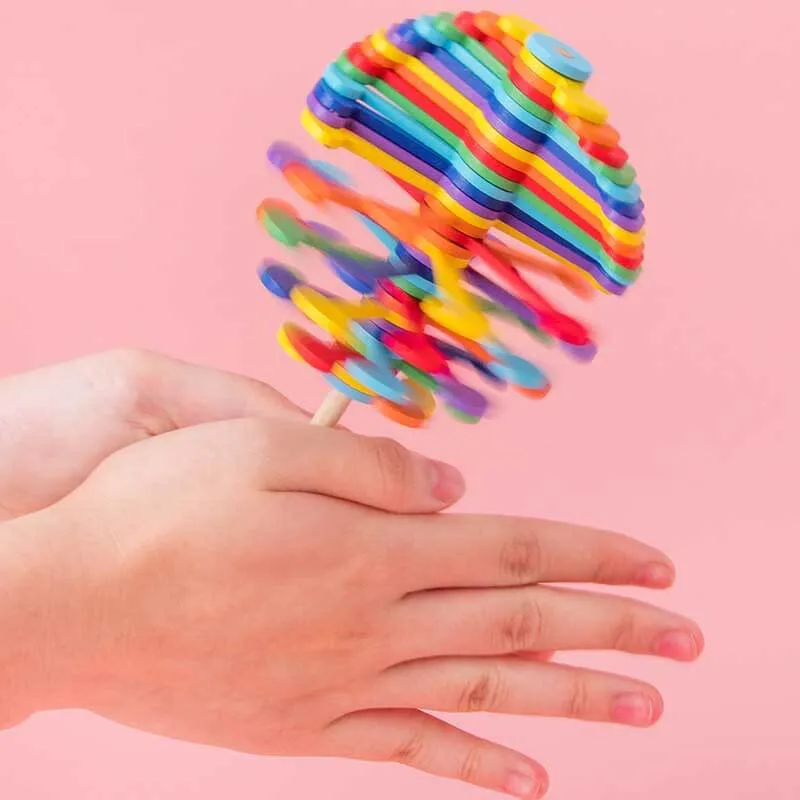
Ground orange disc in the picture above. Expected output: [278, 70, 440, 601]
[567, 117, 621, 148]
[375, 397, 427, 428]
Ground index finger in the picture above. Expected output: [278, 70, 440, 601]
[388, 513, 675, 593]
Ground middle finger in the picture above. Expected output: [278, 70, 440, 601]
[388, 513, 675, 593]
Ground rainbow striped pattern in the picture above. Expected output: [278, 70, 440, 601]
[257, 10, 646, 426]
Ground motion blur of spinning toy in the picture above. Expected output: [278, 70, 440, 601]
[257, 10, 645, 428]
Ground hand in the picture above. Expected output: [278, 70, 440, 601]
[0, 348, 306, 519]
[4, 417, 702, 799]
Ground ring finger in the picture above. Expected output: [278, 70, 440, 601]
[390, 585, 703, 662]
[363, 656, 663, 727]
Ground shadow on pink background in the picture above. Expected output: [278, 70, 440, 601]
[1, 1, 797, 798]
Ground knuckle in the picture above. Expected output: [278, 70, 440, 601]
[107, 347, 161, 381]
[457, 666, 508, 713]
[498, 597, 545, 652]
[563, 675, 592, 720]
[370, 437, 413, 500]
[456, 744, 484, 784]
[499, 529, 545, 583]
[390, 726, 427, 767]
[612, 606, 639, 652]
[99, 348, 168, 435]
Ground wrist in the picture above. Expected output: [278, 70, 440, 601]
[0, 508, 86, 727]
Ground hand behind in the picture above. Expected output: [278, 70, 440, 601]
[0, 348, 305, 518]
[8, 417, 703, 800]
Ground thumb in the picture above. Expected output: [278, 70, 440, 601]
[251, 422, 466, 512]
[142, 352, 309, 427]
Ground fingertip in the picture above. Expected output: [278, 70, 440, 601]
[611, 689, 664, 727]
[503, 761, 549, 799]
[636, 561, 676, 589]
[428, 460, 466, 506]
[653, 626, 704, 661]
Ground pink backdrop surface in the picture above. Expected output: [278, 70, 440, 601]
[1, 1, 797, 798]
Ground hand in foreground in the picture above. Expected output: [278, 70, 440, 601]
[1, 418, 702, 799]
[0, 348, 305, 519]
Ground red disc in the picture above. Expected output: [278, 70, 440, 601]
[382, 70, 465, 137]
[384, 331, 448, 373]
[453, 11, 483, 40]
[282, 323, 350, 372]
[581, 140, 629, 169]
[483, 38, 514, 69]
[507, 65, 556, 112]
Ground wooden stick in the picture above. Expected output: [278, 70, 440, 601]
[311, 389, 352, 427]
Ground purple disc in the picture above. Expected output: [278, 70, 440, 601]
[307, 221, 347, 243]
[464, 267, 539, 326]
[267, 141, 307, 170]
[306, 94, 347, 129]
[437, 375, 489, 418]
[560, 339, 598, 363]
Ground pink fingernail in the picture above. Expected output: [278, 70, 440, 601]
[504, 764, 545, 798]
[637, 562, 675, 588]
[654, 629, 702, 661]
[611, 693, 656, 726]
[428, 459, 466, 503]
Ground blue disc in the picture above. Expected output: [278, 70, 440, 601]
[344, 359, 410, 404]
[526, 33, 593, 82]
[349, 322, 394, 367]
[483, 344, 549, 390]
[258, 262, 303, 299]
[325, 372, 374, 404]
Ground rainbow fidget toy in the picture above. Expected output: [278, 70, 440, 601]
[258, 10, 645, 428]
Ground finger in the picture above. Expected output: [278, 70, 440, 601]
[516, 651, 555, 662]
[324, 708, 548, 799]
[389, 513, 675, 592]
[241, 421, 465, 511]
[142, 351, 309, 425]
[364, 656, 663, 727]
[392, 585, 704, 662]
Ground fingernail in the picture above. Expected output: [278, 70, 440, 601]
[654, 629, 702, 661]
[611, 693, 656, 726]
[504, 764, 544, 798]
[637, 562, 675, 588]
[428, 459, 466, 503]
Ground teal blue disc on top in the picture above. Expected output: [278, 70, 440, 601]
[526, 33, 593, 82]
[345, 358, 410, 404]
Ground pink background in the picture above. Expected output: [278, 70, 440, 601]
[1, 0, 797, 798]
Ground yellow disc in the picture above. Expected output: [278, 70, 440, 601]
[432, 186, 495, 230]
[497, 14, 544, 42]
[300, 107, 345, 148]
[331, 363, 377, 396]
[518, 45, 582, 91]
[425, 248, 473, 308]
[302, 113, 441, 199]
[404, 379, 436, 418]
[276, 323, 305, 364]
[401, 53, 478, 119]
[471, 112, 539, 165]
[368, 29, 408, 65]
[552, 85, 608, 125]
[290, 286, 356, 344]
[422, 296, 490, 340]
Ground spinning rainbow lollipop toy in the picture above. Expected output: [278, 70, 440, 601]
[257, 11, 644, 428]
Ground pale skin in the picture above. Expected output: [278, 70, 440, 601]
[0, 349, 703, 799]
